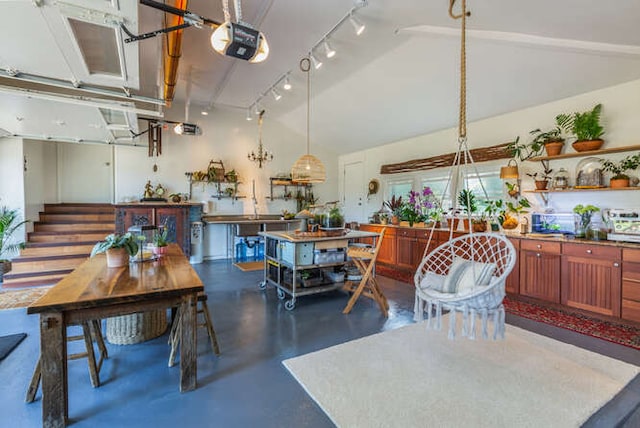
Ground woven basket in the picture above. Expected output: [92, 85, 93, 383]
[106, 309, 167, 345]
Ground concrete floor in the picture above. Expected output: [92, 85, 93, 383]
[0, 260, 639, 427]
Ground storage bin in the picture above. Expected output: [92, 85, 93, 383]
[313, 248, 345, 264]
[322, 269, 345, 283]
[281, 242, 314, 265]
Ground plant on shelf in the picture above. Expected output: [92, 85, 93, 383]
[507, 135, 543, 162]
[526, 167, 553, 190]
[91, 233, 139, 267]
[484, 199, 505, 231]
[224, 169, 238, 183]
[501, 198, 531, 230]
[556, 103, 605, 152]
[529, 114, 571, 157]
[0, 205, 30, 280]
[573, 204, 600, 238]
[384, 195, 403, 225]
[399, 202, 424, 227]
[600, 154, 640, 188]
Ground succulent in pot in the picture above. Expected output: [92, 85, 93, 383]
[152, 227, 169, 255]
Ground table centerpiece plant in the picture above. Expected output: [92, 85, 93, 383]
[152, 227, 169, 255]
[91, 233, 139, 268]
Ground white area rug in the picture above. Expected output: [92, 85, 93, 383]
[283, 315, 640, 428]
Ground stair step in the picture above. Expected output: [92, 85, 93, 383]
[39, 213, 114, 222]
[28, 231, 108, 243]
[3, 268, 73, 281]
[9, 254, 88, 274]
[44, 203, 114, 214]
[34, 222, 114, 232]
[1, 272, 69, 288]
[21, 243, 95, 257]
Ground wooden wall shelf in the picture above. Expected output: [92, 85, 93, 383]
[528, 144, 640, 162]
[524, 187, 640, 194]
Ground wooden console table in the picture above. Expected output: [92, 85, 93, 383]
[27, 244, 203, 428]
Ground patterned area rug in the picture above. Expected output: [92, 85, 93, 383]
[503, 296, 640, 351]
[376, 266, 640, 351]
[0, 286, 52, 310]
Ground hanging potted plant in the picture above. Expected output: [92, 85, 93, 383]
[0, 206, 29, 281]
[556, 104, 605, 152]
[600, 154, 640, 188]
[90, 233, 139, 267]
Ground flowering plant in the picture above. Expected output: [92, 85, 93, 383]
[401, 187, 441, 225]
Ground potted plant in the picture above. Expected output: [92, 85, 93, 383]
[505, 182, 519, 198]
[501, 198, 531, 230]
[573, 204, 600, 238]
[507, 135, 544, 162]
[151, 227, 169, 255]
[0, 206, 29, 281]
[457, 189, 478, 231]
[399, 202, 423, 227]
[384, 195, 403, 225]
[90, 233, 139, 268]
[484, 199, 505, 231]
[529, 115, 569, 157]
[323, 202, 345, 229]
[556, 104, 605, 152]
[600, 154, 640, 188]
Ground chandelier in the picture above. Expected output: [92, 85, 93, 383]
[248, 110, 273, 168]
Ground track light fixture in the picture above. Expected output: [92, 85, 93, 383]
[323, 40, 336, 58]
[349, 14, 365, 35]
[310, 53, 323, 69]
[271, 88, 282, 101]
[246, 108, 253, 121]
[283, 76, 292, 91]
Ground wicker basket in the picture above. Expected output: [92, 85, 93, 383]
[106, 309, 167, 345]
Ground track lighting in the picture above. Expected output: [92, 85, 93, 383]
[246, 108, 253, 121]
[271, 88, 282, 101]
[349, 14, 365, 35]
[253, 103, 261, 115]
[283, 76, 292, 91]
[310, 53, 323, 69]
[323, 40, 336, 58]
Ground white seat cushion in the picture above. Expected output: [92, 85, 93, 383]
[419, 272, 446, 292]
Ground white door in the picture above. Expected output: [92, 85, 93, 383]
[58, 142, 113, 202]
[343, 161, 365, 223]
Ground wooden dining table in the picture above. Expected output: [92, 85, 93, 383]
[27, 244, 204, 428]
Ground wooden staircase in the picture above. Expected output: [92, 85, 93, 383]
[1, 203, 114, 288]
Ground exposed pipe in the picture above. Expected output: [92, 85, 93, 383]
[163, 0, 188, 104]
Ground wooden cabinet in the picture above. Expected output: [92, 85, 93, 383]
[115, 203, 202, 257]
[519, 239, 561, 303]
[621, 248, 640, 322]
[396, 228, 415, 270]
[505, 237, 520, 294]
[357, 224, 396, 265]
[561, 242, 621, 317]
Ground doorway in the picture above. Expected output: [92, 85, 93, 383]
[342, 161, 364, 223]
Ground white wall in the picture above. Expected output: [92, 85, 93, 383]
[24, 139, 58, 232]
[340, 78, 640, 221]
[0, 137, 27, 256]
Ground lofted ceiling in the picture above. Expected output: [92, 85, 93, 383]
[1, 0, 640, 153]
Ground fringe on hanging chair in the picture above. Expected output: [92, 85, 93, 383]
[469, 308, 476, 340]
[414, 295, 424, 322]
[461, 304, 469, 337]
[481, 308, 489, 339]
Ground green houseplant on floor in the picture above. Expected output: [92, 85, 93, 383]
[0, 206, 30, 281]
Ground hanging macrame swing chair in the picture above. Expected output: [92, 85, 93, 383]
[412, 0, 516, 340]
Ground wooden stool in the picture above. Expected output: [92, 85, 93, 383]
[168, 293, 220, 367]
[25, 320, 107, 403]
[343, 228, 389, 317]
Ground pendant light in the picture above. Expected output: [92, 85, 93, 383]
[291, 57, 326, 184]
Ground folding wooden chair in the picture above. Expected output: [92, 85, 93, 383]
[343, 228, 389, 316]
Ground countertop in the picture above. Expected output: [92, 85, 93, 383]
[260, 230, 379, 243]
[202, 215, 301, 225]
[115, 201, 203, 207]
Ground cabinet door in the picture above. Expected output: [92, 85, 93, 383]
[561, 255, 621, 317]
[115, 207, 154, 234]
[505, 238, 520, 294]
[622, 249, 640, 322]
[156, 207, 188, 256]
[520, 251, 561, 303]
[377, 230, 396, 265]
[396, 229, 415, 270]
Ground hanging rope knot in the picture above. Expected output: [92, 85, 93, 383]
[457, 136, 467, 144]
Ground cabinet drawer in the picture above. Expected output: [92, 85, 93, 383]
[562, 243, 621, 260]
[521, 239, 561, 254]
[623, 280, 640, 302]
[397, 228, 417, 238]
[622, 299, 640, 323]
[623, 248, 640, 263]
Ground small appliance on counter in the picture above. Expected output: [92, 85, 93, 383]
[531, 212, 576, 235]
[605, 209, 640, 243]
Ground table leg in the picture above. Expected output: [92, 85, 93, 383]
[179, 293, 197, 392]
[40, 312, 68, 428]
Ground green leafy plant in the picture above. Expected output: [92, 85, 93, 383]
[153, 227, 169, 247]
[326, 205, 345, 228]
[484, 199, 504, 222]
[90, 233, 139, 257]
[0, 206, 29, 261]
[457, 189, 478, 215]
[555, 104, 604, 141]
[399, 202, 424, 225]
[600, 154, 640, 180]
[507, 136, 544, 162]
[573, 204, 600, 216]
[506, 198, 531, 216]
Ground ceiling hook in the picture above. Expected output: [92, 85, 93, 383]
[448, 0, 471, 20]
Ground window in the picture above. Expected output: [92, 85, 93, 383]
[420, 175, 453, 211]
[459, 170, 503, 211]
[387, 179, 412, 201]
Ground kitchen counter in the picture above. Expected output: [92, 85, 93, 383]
[202, 215, 300, 225]
[115, 201, 203, 207]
